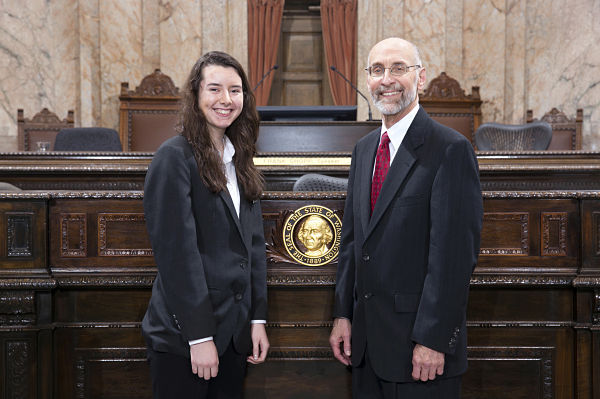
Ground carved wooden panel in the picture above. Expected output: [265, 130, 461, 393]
[594, 290, 600, 325]
[75, 348, 151, 399]
[542, 212, 568, 256]
[60, 213, 87, 257]
[463, 346, 553, 399]
[480, 212, 529, 255]
[594, 212, 600, 256]
[98, 213, 152, 256]
[4, 340, 34, 399]
[7, 212, 33, 257]
[0, 291, 35, 325]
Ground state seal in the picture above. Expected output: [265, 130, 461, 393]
[282, 205, 342, 266]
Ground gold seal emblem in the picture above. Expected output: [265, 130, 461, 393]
[283, 205, 342, 266]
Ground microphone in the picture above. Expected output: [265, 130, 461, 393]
[330, 66, 373, 121]
[253, 65, 279, 91]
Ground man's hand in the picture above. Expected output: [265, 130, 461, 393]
[329, 317, 352, 366]
[247, 323, 270, 364]
[411, 344, 444, 381]
[190, 341, 219, 380]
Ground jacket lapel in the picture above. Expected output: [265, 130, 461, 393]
[365, 107, 427, 240]
[359, 129, 381, 238]
[219, 188, 249, 252]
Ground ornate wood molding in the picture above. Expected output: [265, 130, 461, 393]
[268, 347, 333, 360]
[75, 347, 148, 398]
[0, 291, 35, 325]
[470, 274, 574, 286]
[6, 340, 33, 398]
[541, 212, 568, 256]
[53, 273, 156, 288]
[98, 213, 153, 256]
[421, 72, 479, 100]
[480, 213, 529, 255]
[467, 346, 553, 399]
[267, 272, 336, 286]
[0, 278, 56, 289]
[7, 212, 33, 257]
[60, 213, 87, 257]
[120, 69, 179, 97]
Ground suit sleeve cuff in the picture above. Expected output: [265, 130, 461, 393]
[189, 336, 213, 346]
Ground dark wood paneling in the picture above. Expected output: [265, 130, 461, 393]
[0, 190, 599, 398]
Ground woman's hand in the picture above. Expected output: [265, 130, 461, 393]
[247, 323, 269, 364]
[190, 340, 219, 380]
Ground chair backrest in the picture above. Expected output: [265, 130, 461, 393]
[293, 174, 348, 191]
[54, 128, 122, 151]
[474, 121, 553, 151]
[526, 108, 583, 150]
[420, 72, 482, 146]
[0, 182, 22, 191]
[119, 69, 180, 151]
[17, 108, 74, 151]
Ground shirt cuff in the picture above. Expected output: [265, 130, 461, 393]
[189, 336, 213, 346]
[251, 320, 266, 324]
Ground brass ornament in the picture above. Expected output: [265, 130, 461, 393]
[282, 205, 342, 266]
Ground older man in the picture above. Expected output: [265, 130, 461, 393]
[329, 37, 483, 398]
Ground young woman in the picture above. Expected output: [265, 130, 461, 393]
[142, 51, 269, 399]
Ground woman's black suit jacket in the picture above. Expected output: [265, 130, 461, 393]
[142, 135, 267, 358]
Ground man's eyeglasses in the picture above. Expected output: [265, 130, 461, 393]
[365, 64, 421, 78]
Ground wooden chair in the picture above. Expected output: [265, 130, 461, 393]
[17, 108, 74, 151]
[420, 72, 482, 146]
[526, 108, 583, 150]
[119, 69, 180, 152]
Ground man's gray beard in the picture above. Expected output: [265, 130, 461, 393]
[370, 74, 419, 115]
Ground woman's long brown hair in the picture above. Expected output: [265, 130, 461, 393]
[180, 51, 264, 200]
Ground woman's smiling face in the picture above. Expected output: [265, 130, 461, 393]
[198, 65, 244, 135]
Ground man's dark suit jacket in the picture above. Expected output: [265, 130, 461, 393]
[142, 135, 267, 358]
[334, 106, 483, 382]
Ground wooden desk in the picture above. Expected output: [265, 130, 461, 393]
[0, 190, 599, 398]
[3, 151, 600, 191]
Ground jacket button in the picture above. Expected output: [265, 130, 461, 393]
[363, 292, 372, 299]
[362, 254, 370, 262]
[235, 293, 243, 301]
[240, 262, 247, 269]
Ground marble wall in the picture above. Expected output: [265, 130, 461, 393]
[357, 0, 600, 149]
[0, 0, 247, 151]
[0, 0, 598, 150]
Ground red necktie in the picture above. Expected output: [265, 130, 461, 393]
[371, 132, 390, 213]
